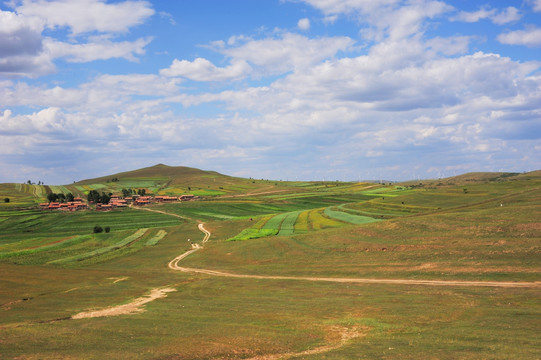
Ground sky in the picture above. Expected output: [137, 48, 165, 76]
[1, 0, 540, 184]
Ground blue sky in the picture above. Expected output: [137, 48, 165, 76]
[1, 0, 540, 184]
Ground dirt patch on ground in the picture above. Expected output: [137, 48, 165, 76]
[72, 287, 176, 319]
[246, 325, 367, 360]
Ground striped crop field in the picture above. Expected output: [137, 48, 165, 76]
[277, 211, 301, 235]
[230, 204, 379, 241]
[294, 210, 310, 232]
[49, 228, 148, 264]
[0, 235, 91, 260]
[262, 212, 289, 230]
[48, 185, 71, 195]
[308, 209, 344, 230]
[324, 207, 381, 225]
[15, 183, 45, 197]
[145, 230, 167, 246]
[85, 183, 107, 190]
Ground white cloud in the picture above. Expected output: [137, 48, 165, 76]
[44, 36, 153, 62]
[0, 1, 155, 77]
[161, 32, 354, 82]
[0, 9, 51, 77]
[528, 0, 541, 12]
[498, 26, 541, 47]
[491, 7, 521, 25]
[426, 36, 471, 55]
[297, 0, 452, 40]
[298, 18, 310, 30]
[0, 107, 66, 134]
[452, 6, 521, 25]
[14, 0, 155, 35]
[295, 0, 400, 16]
[218, 32, 355, 76]
[452, 7, 495, 23]
[160, 58, 251, 81]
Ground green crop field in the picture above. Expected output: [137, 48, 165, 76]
[0, 166, 540, 359]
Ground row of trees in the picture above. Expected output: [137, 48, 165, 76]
[47, 192, 75, 203]
[87, 190, 112, 204]
[121, 188, 146, 197]
[88, 189, 147, 204]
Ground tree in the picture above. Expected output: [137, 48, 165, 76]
[93, 225, 103, 233]
[4, 198, 9, 203]
[104, 226, 110, 233]
[66, 193, 74, 202]
[87, 190, 100, 203]
[100, 192, 110, 204]
[121, 188, 130, 198]
[47, 193, 58, 203]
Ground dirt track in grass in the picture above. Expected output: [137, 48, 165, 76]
[169, 224, 541, 289]
[71, 287, 176, 319]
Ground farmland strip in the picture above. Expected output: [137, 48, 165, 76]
[145, 230, 167, 246]
[49, 228, 148, 264]
[324, 207, 380, 225]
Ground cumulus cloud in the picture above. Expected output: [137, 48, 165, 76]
[528, 0, 541, 12]
[0, 9, 51, 77]
[295, 0, 400, 17]
[0, 1, 155, 78]
[0, 10, 42, 56]
[13, 0, 155, 35]
[45, 36, 153, 62]
[218, 32, 355, 76]
[296, 0, 452, 40]
[298, 18, 310, 30]
[161, 32, 354, 82]
[452, 6, 521, 25]
[160, 58, 251, 81]
[498, 26, 541, 47]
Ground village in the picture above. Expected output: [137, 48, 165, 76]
[39, 194, 197, 211]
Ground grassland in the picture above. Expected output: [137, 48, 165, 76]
[0, 166, 539, 359]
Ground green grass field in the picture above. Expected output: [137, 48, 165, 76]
[0, 167, 539, 359]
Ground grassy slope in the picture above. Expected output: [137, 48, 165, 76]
[0, 168, 539, 359]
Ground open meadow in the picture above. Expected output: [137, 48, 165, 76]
[0, 166, 540, 359]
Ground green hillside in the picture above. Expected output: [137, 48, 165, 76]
[0, 166, 540, 359]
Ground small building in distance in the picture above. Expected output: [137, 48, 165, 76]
[109, 198, 128, 208]
[179, 194, 196, 201]
[133, 196, 152, 206]
[40, 201, 88, 211]
[155, 195, 178, 203]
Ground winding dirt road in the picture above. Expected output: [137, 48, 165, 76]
[169, 224, 541, 289]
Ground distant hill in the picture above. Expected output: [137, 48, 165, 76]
[74, 164, 225, 185]
[69, 163, 287, 198]
[400, 170, 541, 186]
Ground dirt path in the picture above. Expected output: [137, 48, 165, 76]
[71, 288, 176, 319]
[247, 325, 366, 360]
[169, 224, 541, 289]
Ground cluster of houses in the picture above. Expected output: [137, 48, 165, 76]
[40, 194, 197, 212]
[39, 198, 88, 211]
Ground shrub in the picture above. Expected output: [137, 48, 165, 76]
[3, 198, 9, 203]
[104, 226, 110, 233]
[93, 225, 103, 233]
